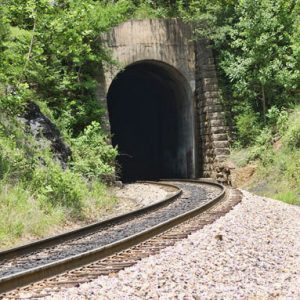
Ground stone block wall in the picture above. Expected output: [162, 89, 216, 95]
[195, 39, 231, 183]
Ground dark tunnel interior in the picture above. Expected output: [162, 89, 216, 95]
[107, 61, 195, 182]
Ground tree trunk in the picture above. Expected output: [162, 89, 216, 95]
[20, 17, 37, 82]
[261, 84, 266, 123]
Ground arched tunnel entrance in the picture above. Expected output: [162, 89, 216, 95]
[107, 60, 196, 182]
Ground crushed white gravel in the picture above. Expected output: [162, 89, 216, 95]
[113, 183, 177, 207]
[47, 190, 300, 299]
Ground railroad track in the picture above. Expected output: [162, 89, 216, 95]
[0, 180, 242, 299]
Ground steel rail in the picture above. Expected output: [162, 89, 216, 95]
[0, 180, 225, 294]
[0, 181, 182, 262]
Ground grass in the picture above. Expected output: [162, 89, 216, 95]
[274, 191, 298, 205]
[229, 147, 251, 168]
[0, 183, 64, 248]
[0, 110, 118, 249]
[231, 147, 300, 206]
[81, 181, 118, 221]
[0, 181, 117, 249]
[230, 107, 300, 206]
[251, 148, 300, 205]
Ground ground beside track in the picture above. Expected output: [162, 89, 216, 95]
[45, 190, 300, 299]
[0, 183, 175, 251]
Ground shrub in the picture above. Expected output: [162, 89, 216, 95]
[70, 121, 117, 182]
[282, 110, 300, 149]
[30, 160, 87, 215]
[266, 106, 289, 135]
[0, 111, 117, 222]
[247, 127, 273, 163]
[0, 123, 35, 182]
[235, 110, 261, 146]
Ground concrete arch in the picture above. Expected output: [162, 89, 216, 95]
[97, 19, 230, 182]
[100, 19, 195, 95]
[107, 59, 196, 181]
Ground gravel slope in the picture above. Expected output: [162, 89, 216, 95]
[47, 190, 300, 299]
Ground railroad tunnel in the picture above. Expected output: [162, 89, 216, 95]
[107, 60, 196, 182]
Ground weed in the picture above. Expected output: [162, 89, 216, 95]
[274, 191, 299, 205]
[230, 106, 300, 205]
[0, 183, 65, 248]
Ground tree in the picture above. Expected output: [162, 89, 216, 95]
[221, 0, 299, 120]
[1, 0, 134, 133]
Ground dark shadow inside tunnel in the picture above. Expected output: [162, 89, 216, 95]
[107, 60, 195, 182]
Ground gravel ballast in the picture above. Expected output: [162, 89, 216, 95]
[0, 182, 219, 278]
[113, 182, 178, 207]
[47, 190, 300, 299]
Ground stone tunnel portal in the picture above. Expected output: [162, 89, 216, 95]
[107, 60, 196, 182]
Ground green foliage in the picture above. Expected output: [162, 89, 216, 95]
[235, 109, 261, 146]
[133, 3, 168, 18]
[70, 121, 117, 182]
[235, 106, 293, 161]
[231, 106, 300, 206]
[1, 0, 134, 133]
[0, 113, 116, 245]
[0, 11, 9, 90]
[132, 0, 180, 17]
[0, 182, 65, 248]
[0, 84, 32, 115]
[220, 0, 299, 119]
[0, 115, 79, 211]
[31, 161, 87, 214]
[177, 0, 235, 42]
[82, 181, 117, 218]
[0, 115, 117, 246]
[291, 1, 300, 68]
[0, 116, 36, 181]
[274, 191, 298, 205]
[247, 128, 273, 163]
[177, 0, 299, 134]
[132, 0, 179, 18]
[253, 145, 300, 205]
[282, 109, 300, 149]
[266, 106, 289, 135]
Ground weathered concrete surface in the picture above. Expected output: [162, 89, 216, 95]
[98, 19, 230, 182]
[101, 19, 195, 92]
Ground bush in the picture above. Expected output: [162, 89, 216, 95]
[30, 160, 87, 215]
[282, 110, 300, 149]
[0, 116, 118, 245]
[70, 121, 117, 182]
[235, 110, 261, 146]
[247, 127, 273, 162]
[285, 125, 300, 149]
[266, 106, 289, 135]
[0, 121, 35, 182]
[231, 106, 300, 206]
[0, 111, 117, 220]
[0, 84, 33, 115]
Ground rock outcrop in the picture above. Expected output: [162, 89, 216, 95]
[21, 101, 71, 168]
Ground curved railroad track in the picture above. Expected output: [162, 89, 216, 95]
[0, 180, 242, 298]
